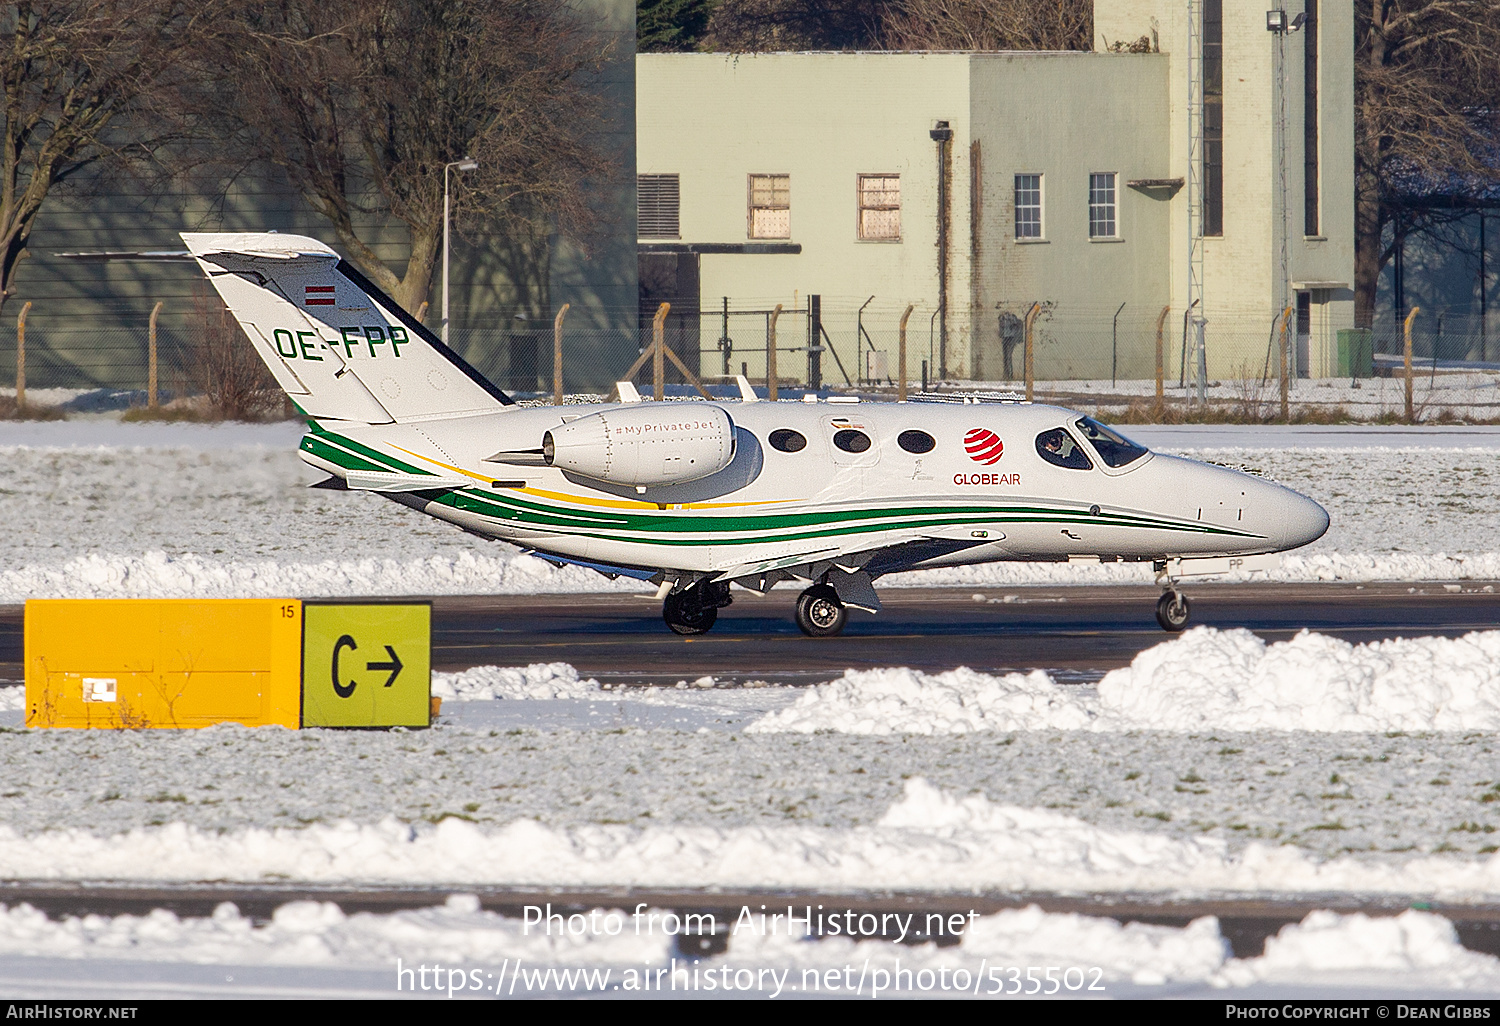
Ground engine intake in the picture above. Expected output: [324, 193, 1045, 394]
[543, 405, 735, 487]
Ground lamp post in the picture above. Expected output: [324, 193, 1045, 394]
[442, 157, 479, 344]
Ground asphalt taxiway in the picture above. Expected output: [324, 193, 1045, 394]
[1, 582, 1496, 682]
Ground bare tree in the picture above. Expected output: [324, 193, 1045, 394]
[1355, 1, 1500, 328]
[881, 0, 1091, 52]
[200, 0, 616, 315]
[0, 0, 214, 317]
[700, 0, 888, 51]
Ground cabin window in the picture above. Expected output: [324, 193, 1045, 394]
[768, 428, 807, 453]
[833, 429, 872, 453]
[1035, 428, 1093, 470]
[897, 429, 935, 454]
[1073, 417, 1148, 468]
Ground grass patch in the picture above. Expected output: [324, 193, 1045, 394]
[0, 396, 66, 421]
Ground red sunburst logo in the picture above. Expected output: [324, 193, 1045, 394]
[964, 428, 1004, 464]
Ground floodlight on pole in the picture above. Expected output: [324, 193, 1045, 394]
[442, 157, 479, 344]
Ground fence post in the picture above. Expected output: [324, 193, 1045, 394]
[1022, 302, 1040, 401]
[148, 301, 163, 410]
[898, 304, 914, 402]
[1154, 305, 1169, 407]
[652, 302, 669, 401]
[1279, 305, 1294, 423]
[15, 301, 30, 410]
[1404, 305, 1420, 423]
[767, 304, 781, 401]
[552, 303, 569, 406]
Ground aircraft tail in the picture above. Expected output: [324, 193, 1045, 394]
[181, 232, 513, 424]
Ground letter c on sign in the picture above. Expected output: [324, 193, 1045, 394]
[332, 634, 358, 698]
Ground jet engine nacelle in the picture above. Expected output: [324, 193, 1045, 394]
[543, 404, 735, 487]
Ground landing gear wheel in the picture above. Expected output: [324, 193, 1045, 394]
[795, 585, 848, 638]
[1155, 590, 1191, 632]
[662, 582, 730, 636]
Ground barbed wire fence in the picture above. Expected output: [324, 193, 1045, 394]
[4, 295, 1498, 423]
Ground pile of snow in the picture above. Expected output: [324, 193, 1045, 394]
[749, 627, 1500, 734]
[5, 779, 1500, 899]
[746, 667, 1093, 734]
[1097, 625, 1500, 732]
[0, 894, 664, 968]
[432, 663, 601, 701]
[1215, 910, 1500, 991]
[0, 550, 645, 603]
[4, 840, 1500, 991]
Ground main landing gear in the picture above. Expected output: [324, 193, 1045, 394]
[795, 584, 848, 638]
[662, 581, 732, 636]
[661, 580, 854, 638]
[1155, 588, 1191, 632]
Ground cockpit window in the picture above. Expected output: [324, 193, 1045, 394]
[1035, 428, 1093, 470]
[1073, 417, 1149, 468]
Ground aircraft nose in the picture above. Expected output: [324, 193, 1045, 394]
[1269, 486, 1330, 551]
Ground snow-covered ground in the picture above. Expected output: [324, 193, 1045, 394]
[5, 419, 1500, 996]
[1012, 373, 1500, 423]
[2, 419, 1500, 599]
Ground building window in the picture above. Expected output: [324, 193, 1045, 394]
[1204, 0, 1224, 236]
[637, 174, 680, 239]
[1014, 174, 1043, 239]
[857, 174, 901, 240]
[1304, 0, 1320, 236]
[748, 174, 790, 239]
[1088, 173, 1118, 238]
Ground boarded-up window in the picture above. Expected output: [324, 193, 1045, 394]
[748, 174, 790, 239]
[857, 174, 901, 240]
[638, 174, 680, 239]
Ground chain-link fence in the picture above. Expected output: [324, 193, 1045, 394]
[3, 298, 1497, 421]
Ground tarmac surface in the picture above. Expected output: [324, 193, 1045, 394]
[1, 581, 1498, 683]
[421, 581, 1500, 682]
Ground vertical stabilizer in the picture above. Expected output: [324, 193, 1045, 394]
[182, 232, 512, 424]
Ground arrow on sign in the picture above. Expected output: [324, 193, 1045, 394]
[366, 646, 403, 687]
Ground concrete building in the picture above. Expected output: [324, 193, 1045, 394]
[636, 1, 1355, 383]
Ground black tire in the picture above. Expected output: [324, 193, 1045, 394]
[1155, 591, 1191, 632]
[663, 590, 718, 635]
[795, 585, 848, 638]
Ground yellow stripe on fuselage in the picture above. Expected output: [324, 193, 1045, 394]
[386, 444, 802, 511]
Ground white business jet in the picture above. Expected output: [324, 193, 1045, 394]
[185, 232, 1328, 636]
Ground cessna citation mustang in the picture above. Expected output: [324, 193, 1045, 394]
[185, 232, 1329, 637]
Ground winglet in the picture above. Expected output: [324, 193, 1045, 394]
[617, 381, 643, 403]
[735, 375, 759, 402]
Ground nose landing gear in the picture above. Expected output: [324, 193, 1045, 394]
[662, 581, 732, 635]
[795, 584, 848, 637]
[1155, 589, 1191, 632]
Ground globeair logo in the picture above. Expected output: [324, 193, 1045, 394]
[964, 428, 1004, 465]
